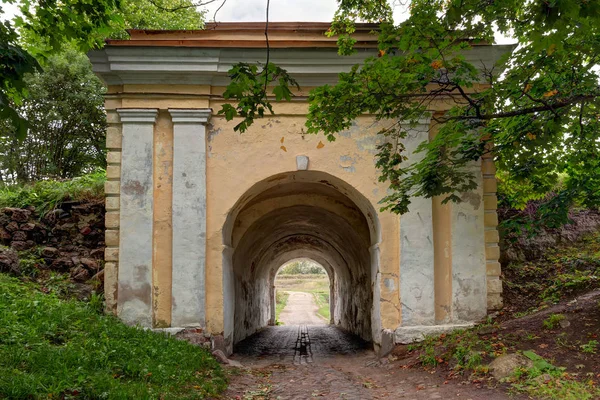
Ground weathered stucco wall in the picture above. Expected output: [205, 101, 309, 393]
[208, 115, 397, 349]
[92, 32, 506, 352]
[98, 85, 499, 352]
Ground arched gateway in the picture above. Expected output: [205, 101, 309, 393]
[89, 22, 508, 355]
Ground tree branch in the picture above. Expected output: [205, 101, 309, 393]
[440, 94, 598, 121]
[264, 0, 270, 94]
[147, 0, 221, 12]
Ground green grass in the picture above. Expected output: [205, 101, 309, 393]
[275, 290, 289, 324]
[0, 273, 226, 399]
[0, 170, 105, 215]
[510, 364, 600, 400]
[275, 274, 329, 292]
[313, 292, 330, 321]
[504, 231, 600, 311]
[542, 313, 565, 330]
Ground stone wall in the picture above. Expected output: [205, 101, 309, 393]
[0, 202, 105, 296]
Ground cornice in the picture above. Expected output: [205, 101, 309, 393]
[116, 108, 159, 123]
[89, 45, 515, 87]
[169, 108, 212, 124]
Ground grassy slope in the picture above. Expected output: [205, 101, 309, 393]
[312, 292, 330, 321]
[0, 274, 226, 399]
[503, 231, 600, 317]
[0, 171, 105, 215]
[274, 290, 289, 324]
[399, 232, 600, 400]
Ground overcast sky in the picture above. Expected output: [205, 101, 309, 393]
[0, 1, 410, 24]
[1, 1, 512, 43]
[202, 0, 409, 23]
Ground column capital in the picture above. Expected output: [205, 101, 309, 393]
[169, 108, 212, 124]
[117, 108, 158, 123]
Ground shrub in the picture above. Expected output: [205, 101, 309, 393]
[0, 170, 105, 215]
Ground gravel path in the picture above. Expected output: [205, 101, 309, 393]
[278, 291, 326, 325]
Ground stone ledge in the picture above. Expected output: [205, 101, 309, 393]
[394, 323, 474, 344]
[152, 327, 186, 335]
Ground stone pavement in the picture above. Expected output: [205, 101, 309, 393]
[225, 325, 516, 400]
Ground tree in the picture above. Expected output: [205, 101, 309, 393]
[0, 48, 107, 182]
[1, 0, 204, 138]
[1, 0, 121, 138]
[219, 0, 600, 222]
[279, 260, 326, 275]
[0, 0, 205, 182]
[111, 0, 206, 39]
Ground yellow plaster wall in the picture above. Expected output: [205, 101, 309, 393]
[204, 110, 400, 333]
[152, 111, 174, 327]
[429, 118, 453, 323]
[104, 108, 122, 315]
[103, 84, 496, 334]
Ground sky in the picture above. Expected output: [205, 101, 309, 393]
[1, 0, 513, 43]
[0, 0, 410, 24]
[201, 0, 410, 23]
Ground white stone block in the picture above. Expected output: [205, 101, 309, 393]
[296, 155, 309, 170]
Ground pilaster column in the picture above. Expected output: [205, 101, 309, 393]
[169, 109, 212, 327]
[399, 123, 435, 326]
[116, 108, 158, 327]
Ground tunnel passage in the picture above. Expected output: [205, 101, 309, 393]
[223, 171, 381, 347]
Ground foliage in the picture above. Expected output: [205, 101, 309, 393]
[543, 313, 566, 330]
[510, 365, 600, 400]
[0, 3, 40, 139]
[2, 0, 203, 140]
[279, 260, 327, 275]
[111, 0, 205, 40]
[1, 0, 122, 137]
[275, 274, 330, 296]
[274, 290, 289, 325]
[410, 324, 506, 371]
[0, 170, 105, 215]
[17, 248, 44, 279]
[0, 48, 107, 182]
[219, 0, 600, 221]
[503, 231, 600, 312]
[218, 63, 299, 132]
[312, 292, 330, 321]
[523, 350, 559, 371]
[0, 273, 226, 399]
[580, 340, 598, 354]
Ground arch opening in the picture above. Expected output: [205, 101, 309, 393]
[274, 259, 333, 326]
[222, 171, 381, 351]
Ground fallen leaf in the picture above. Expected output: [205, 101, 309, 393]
[280, 145, 287, 152]
[317, 141, 325, 149]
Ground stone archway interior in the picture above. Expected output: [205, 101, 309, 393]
[229, 173, 375, 345]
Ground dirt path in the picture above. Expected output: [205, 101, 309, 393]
[279, 291, 326, 325]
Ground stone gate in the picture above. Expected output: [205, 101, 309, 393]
[89, 22, 510, 354]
